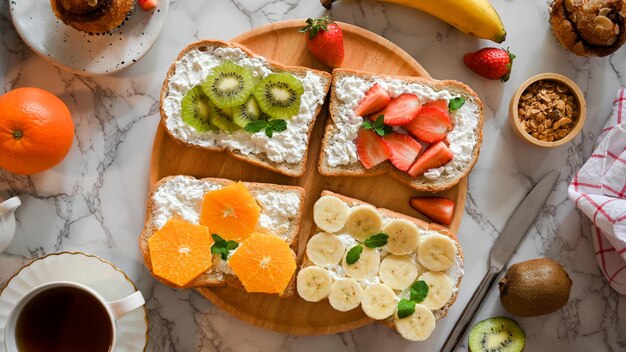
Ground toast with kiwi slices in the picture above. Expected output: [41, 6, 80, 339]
[319, 69, 484, 192]
[160, 40, 332, 177]
[297, 190, 464, 341]
[140, 175, 305, 297]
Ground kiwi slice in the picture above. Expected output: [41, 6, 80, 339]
[468, 317, 525, 352]
[181, 85, 219, 132]
[208, 103, 240, 133]
[254, 72, 304, 119]
[233, 96, 263, 128]
[202, 61, 254, 108]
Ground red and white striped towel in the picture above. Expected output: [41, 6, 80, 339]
[569, 88, 626, 295]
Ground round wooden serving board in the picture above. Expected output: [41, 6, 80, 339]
[149, 20, 467, 335]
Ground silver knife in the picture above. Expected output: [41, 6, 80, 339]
[441, 170, 560, 352]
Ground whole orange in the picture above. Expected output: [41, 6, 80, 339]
[0, 87, 74, 175]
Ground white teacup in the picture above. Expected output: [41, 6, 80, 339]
[4, 281, 145, 351]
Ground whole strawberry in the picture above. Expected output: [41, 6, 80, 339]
[463, 47, 515, 82]
[299, 17, 344, 68]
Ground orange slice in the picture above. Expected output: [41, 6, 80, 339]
[148, 219, 214, 287]
[228, 232, 296, 294]
[200, 182, 261, 241]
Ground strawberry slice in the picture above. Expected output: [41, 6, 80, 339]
[423, 99, 449, 115]
[409, 197, 455, 225]
[377, 93, 422, 126]
[407, 141, 453, 178]
[356, 83, 391, 116]
[138, 0, 157, 10]
[356, 129, 392, 169]
[404, 107, 452, 143]
[383, 133, 422, 171]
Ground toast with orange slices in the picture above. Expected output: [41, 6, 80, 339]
[140, 175, 304, 297]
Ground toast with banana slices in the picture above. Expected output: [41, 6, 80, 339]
[140, 175, 304, 297]
[160, 40, 332, 177]
[297, 190, 464, 341]
[319, 68, 484, 192]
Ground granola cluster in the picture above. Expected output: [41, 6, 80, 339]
[517, 80, 579, 142]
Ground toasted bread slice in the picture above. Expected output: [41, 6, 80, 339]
[319, 69, 484, 192]
[300, 190, 464, 335]
[140, 175, 304, 297]
[160, 40, 332, 177]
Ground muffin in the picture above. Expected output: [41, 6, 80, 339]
[550, 0, 626, 57]
[50, 0, 134, 34]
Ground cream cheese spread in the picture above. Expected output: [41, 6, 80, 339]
[162, 46, 327, 164]
[328, 76, 480, 180]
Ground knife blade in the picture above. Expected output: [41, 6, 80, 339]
[441, 170, 560, 352]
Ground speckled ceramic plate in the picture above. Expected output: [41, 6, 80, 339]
[9, 0, 168, 75]
[0, 252, 147, 351]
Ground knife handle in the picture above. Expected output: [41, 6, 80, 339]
[440, 266, 500, 352]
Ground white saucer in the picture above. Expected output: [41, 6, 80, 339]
[9, 0, 169, 75]
[0, 252, 147, 351]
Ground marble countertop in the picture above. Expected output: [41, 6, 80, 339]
[1, 0, 625, 350]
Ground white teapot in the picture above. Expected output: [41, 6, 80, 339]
[0, 197, 21, 252]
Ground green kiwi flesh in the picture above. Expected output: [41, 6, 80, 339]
[202, 61, 254, 108]
[181, 85, 219, 132]
[254, 72, 303, 119]
[468, 317, 525, 352]
[208, 104, 240, 133]
[233, 96, 262, 128]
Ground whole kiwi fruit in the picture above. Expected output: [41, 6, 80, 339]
[498, 258, 572, 317]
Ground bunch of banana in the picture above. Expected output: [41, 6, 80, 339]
[321, 0, 507, 43]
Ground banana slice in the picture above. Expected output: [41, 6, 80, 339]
[417, 233, 457, 272]
[341, 246, 380, 280]
[297, 266, 332, 302]
[382, 219, 420, 255]
[379, 255, 418, 290]
[345, 205, 383, 241]
[306, 232, 345, 266]
[361, 283, 397, 320]
[313, 195, 349, 233]
[419, 271, 454, 310]
[393, 304, 437, 341]
[328, 278, 363, 312]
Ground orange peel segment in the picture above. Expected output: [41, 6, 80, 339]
[200, 182, 261, 241]
[148, 219, 214, 287]
[228, 232, 296, 294]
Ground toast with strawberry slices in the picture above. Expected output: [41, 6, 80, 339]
[319, 69, 484, 192]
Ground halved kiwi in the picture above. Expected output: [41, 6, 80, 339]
[181, 85, 219, 132]
[233, 96, 263, 128]
[208, 104, 240, 133]
[468, 317, 525, 352]
[202, 61, 254, 108]
[254, 72, 304, 119]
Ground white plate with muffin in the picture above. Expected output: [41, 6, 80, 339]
[9, 0, 169, 75]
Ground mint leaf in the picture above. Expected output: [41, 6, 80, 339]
[448, 97, 465, 112]
[346, 244, 363, 265]
[373, 115, 392, 136]
[268, 119, 287, 132]
[379, 124, 393, 136]
[364, 233, 388, 248]
[409, 280, 429, 303]
[397, 299, 416, 319]
[244, 120, 267, 133]
[362, 120, 373, 130]
[265, 127, 274, 138]
[211, 234, 238, 260]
